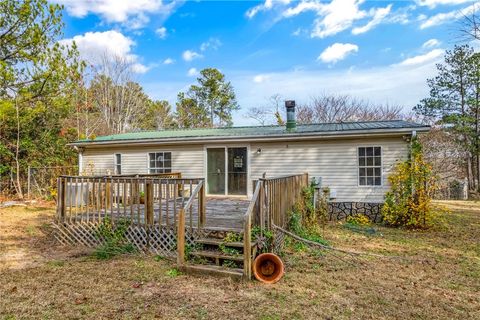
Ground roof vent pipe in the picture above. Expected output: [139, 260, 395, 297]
[285, 100, 296, 132]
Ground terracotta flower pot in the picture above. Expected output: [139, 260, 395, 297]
[253, 253, 284, 284]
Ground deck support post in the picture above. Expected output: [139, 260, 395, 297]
[243, 212, 252, 280]
[177, 208, 186, 267]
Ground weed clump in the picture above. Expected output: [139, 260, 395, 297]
[94, 217, 136, 259]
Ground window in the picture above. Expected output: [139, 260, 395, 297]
[358, 147, 382, 186]
[148, 152, 172, 173]
[114, 154, 122, 175]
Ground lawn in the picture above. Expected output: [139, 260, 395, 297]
[0, 201, 479, 319]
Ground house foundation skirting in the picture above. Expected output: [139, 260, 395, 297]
[328, 202, 383, 223]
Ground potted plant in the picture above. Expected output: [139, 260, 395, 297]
[139, 191, 145, 204]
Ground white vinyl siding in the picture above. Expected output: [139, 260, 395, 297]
[80, 136, 408, 202]
[82, 145, 204, 178]
[249, 137, 408, 202]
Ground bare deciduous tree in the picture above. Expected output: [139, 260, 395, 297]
[459, 7, 480, 41]
[247, 93, 404, 125]
[245, 94, 285, 125]
[90, 54, 150, 134]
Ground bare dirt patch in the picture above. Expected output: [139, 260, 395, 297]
[0, 201, 479, 319]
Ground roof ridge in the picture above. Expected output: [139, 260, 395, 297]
[103, 119, 409, 137]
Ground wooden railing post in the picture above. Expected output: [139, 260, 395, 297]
[243, 212, 252, 280]
[146, 180, 154, 225]
[199, 181, 206, 228]
[105, 178, 111, 210]
[56, 177, 66, 222]
[177, 208, 186, 267]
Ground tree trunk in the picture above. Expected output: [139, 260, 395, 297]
[14, 98, 23, 199]
[467, 153, 474, 191]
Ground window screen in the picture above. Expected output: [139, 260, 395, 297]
[114, 154, 122, 175]
[148, 152, 172, 173]
[358, 147, 382, 186]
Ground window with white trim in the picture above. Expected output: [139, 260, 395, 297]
[148, 152, 172, 173]
[358, 147, 382, 186]
[114, 153, 122, 175]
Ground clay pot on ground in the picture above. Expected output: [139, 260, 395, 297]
[253, 253, 285, 284]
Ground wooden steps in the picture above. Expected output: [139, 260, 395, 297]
[191, 250, 244, 262]
[195, 238, 254, 248]
[180, 234, 257, 279]
[182, 264, 243, 279]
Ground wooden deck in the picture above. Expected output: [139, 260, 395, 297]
[73, 197, 249, 231]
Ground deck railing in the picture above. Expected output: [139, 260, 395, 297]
[242, 173, 309, 279]
[177, 180, 205, 267]
[56, 173, 205, 230]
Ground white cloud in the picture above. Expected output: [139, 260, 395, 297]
[182, 50, 203, 62]
[278, 0, 391, 38]
[54, 0, 177, 29]
[155, 27, 167, 39]
[163, 58, 175, 65]
[312, 0, 368, 38]
[352, 5, 392, 35]
[318, 43, 359, 63]
[200, 38, 222, 51]
[246, 0, 292, 19]
[417, 0, 473, 8]
[187, 67, 199, 77]
[253, 74, 271, 83]
[396, 49, 444, 66]
[420, 3, 479, 29]
[59, 30, 148, 73]
[422, 38, 441, 48]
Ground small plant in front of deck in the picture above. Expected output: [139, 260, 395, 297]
[382, 138, 437, 229]
[252, 226, 273, 253]
[94, 217, 136, 259]
[219, 232, 242, 256]
[166, 268, 182, 277]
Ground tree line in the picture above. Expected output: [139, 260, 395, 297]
[1, 0, 480, 198]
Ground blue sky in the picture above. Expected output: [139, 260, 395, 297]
[55, 0, 479, 125]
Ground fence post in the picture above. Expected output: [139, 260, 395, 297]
[27, 166, 31, 199]
[146, 180, 154, 225]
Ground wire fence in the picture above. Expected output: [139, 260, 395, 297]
[0, 166, 78, 200]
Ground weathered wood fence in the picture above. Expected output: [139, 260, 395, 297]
[242, 173, 309, 278]
[53, 173, 206, 256]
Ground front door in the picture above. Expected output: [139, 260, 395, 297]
[206, 147, 248, 196]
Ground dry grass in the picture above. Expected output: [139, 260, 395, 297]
[0, 201, 479, 319]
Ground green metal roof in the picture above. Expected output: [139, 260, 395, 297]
[73, 120, 429, 145]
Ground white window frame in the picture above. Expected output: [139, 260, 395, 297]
[148, 152, 172, 174]
[357, 146, 383, 187]
[114, 153, 122, 175]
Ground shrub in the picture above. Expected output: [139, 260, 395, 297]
[94, 217, 136, 259]
[382, 137, 437, 229]
[346, 214, 371, 226]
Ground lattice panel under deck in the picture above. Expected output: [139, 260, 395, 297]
[52, 222, 200, 256]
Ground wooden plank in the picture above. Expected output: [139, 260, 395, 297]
[177, 208, 186, 266]
[146, 180, 154, 225]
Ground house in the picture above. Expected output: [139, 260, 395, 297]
[69, 101, 429, 217]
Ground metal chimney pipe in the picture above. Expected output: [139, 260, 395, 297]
[285, 100, 296, 132]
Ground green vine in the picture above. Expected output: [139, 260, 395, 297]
[94, 217, 136, 259]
